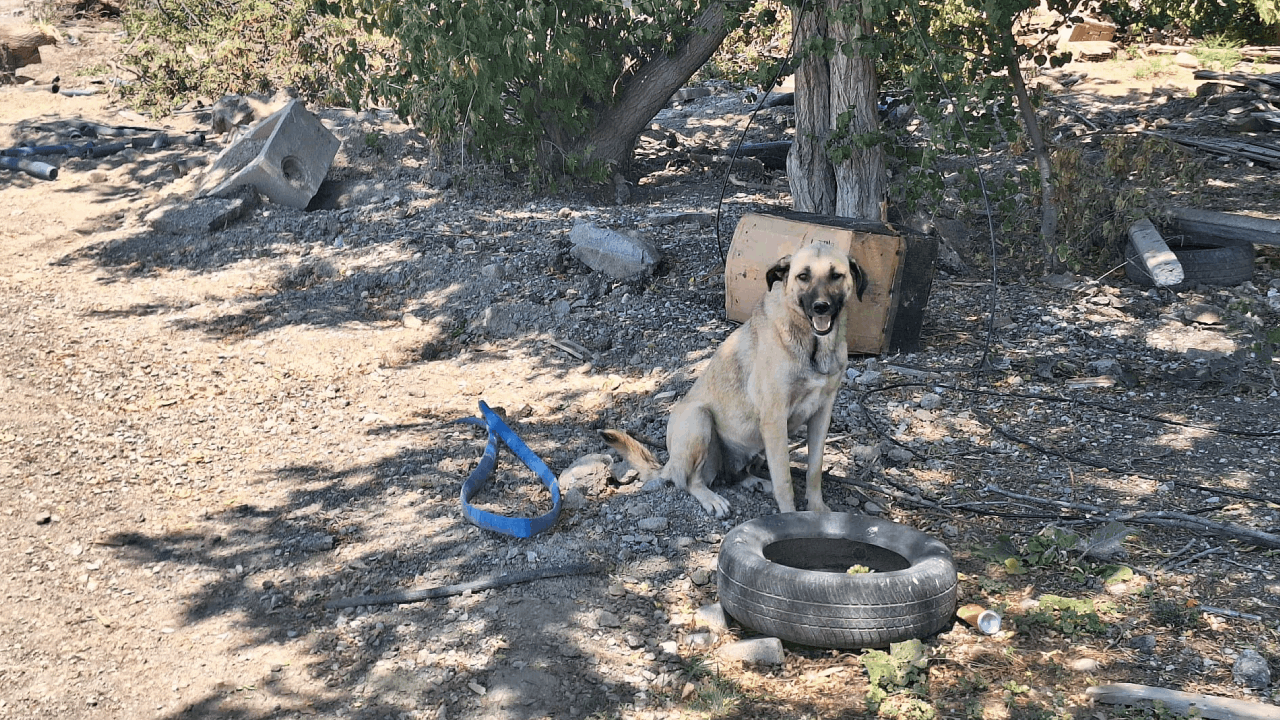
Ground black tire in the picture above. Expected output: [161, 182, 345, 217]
[1125, 235, 1254, 289]
[717, 512, 958, 649]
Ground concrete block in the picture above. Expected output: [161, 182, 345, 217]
[200, 100, 339, 209]
[694, 602, 729, 633]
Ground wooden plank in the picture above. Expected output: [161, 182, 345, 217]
[1170, 207, 1280, 247]
[1086, 683, 1280, 720]
[1127, 218, 1184, 286]
[1149, 44, 1280, 61]
[886, 232, 937, 354]
[1152, 133, 1280, 168]
[1067, 20, 1116, 42]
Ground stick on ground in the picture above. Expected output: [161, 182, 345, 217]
[325, 562, 605, 609]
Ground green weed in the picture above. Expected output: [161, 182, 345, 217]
[1193, 34, 1245, 71]
[1133, 56, 1174, 79]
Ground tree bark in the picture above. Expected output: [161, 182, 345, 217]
[787, 7, 837, 214]
[788, 0, 885, 221]
[568, 2, 730, 171]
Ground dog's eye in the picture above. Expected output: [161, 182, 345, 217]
[796, 271, 810, 282]
[830, 272, 845, 281]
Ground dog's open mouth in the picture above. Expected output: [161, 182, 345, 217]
[811, 314, 834, 335]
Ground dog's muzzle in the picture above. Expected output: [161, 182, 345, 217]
[810, 300, 835, 336]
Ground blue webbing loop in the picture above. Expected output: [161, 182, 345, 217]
[456, 401, 562, 538]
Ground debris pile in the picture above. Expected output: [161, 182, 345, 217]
[1194, 69, 1280, 133]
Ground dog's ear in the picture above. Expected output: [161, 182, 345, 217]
[848, 256, 868, 301]
[765, 255, 792, 289]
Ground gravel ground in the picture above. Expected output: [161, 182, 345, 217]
[3, 14, 1280, 720]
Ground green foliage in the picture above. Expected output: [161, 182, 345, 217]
[1258, 0, 1280, 25]
[1133, 56, 1174, 79]
[318, 0, 728, 172]
[1022, 527, 1081, 567]
[1051, 135, 1203, 274]
[1249, 326, 1280, 386]
[118, 0, 351, 115]
[707, 0, 792, 86]
[863, 640, 931, 716]
[1193, 35, 1245, 71]
[1100, 0, 1276, 42]
[807, 0, 1073, 269]
[1021, 594, 1111, 636]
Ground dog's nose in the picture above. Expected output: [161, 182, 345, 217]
[812, 300, 831, 315]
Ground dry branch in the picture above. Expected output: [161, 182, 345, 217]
[983, 484, 1280, 549]
[1142, 130, 1280, 168]
[1087, 683, 1280, 720]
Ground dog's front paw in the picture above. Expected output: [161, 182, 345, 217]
[808, 497, 832, 513]
[692, 488, 732, 518]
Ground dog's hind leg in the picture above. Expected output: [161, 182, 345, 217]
[666, 405, 731, 517]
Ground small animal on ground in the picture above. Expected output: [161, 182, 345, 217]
[601, 240, 867, 517]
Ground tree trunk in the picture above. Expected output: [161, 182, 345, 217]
[1, 20, 58, 70]
[1005, 50, 1061, 273]
[788, 0, 885, 221]
[787, 8, 837, 214]
[567, 2, 730, 171]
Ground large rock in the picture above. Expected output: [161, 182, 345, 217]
[1232, 649, 1271, 689]
[717, 637, 784, 666]
[569, 222, 660, 278]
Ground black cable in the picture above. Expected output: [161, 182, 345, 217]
[713, 0, 810, 265]
[863, 380, 1280, 439]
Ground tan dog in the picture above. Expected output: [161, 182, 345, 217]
[601, 241, 866, 517]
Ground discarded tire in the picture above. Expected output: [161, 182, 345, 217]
[1125, 235, 1254, 289]
[717, 512, 958, 649]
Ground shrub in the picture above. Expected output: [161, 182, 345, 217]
[118, 0, 353, 115]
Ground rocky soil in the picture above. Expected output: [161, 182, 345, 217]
[2, 8, 1280, 720]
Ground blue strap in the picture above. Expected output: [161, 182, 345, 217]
[457, 401, 562, 538]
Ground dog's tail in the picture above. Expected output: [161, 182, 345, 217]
[598, 429, 662, 483]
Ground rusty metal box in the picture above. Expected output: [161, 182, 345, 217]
[724, 211, 936, 355]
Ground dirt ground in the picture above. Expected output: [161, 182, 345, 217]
[2, 10, 1279, 720]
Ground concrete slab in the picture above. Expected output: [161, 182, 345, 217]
[145, 186, 258, 233]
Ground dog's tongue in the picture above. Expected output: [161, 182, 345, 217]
[812, 315, 833, 334]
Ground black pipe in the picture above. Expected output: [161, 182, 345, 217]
[0, 157, 58, 180]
